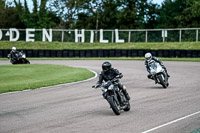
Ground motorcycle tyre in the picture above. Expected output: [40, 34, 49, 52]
[24, 59, 30, 64]
[123, 101, 131, 111]
[167, 82, 169, 86]
[108, 96, 120, 115]
[158, 74, 167, 88]
[26, 60, 30, 64]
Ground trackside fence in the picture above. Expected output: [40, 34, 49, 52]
[1, 49, 200, 58]
[0, 28, 199, 43]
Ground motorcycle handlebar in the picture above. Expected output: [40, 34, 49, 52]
[93, 77, 120, 89]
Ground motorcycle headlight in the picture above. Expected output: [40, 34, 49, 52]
[157, 66, 162, 72]
[101, 87, 107, 92]
[108, 85, 114, 90]
[22, 55, 26, 58]
[150, 69, 156, 75]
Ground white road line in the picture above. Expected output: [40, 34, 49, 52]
[0, 69, 98, 95]
[142, 111, 200, 133]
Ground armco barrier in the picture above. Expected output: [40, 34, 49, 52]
[0, 49, 200, 58]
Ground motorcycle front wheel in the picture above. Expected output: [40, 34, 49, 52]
[26, 60, 30, 64]
[25, 59, 30, 64]
[108, 96, 120, 115]
[123, 101, 131, 111]
[157, 74, 167, 88]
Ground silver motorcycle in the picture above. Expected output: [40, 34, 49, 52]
[148, 60, 169, 88]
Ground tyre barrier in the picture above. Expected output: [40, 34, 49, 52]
[0, 49, 200, 58]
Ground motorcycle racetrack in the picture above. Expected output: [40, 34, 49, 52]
[0, 60, 200, 133]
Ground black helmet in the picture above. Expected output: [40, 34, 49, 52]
[102, 61, 111, 71]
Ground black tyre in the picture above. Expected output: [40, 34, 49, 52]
[158, 74, 167, 88]
[166, 82, 169, 87]
[123, 101, 131, 111]
[108, 97, 120, 115]
[25, 59, 30, 64]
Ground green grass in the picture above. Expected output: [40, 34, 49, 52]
[0, 41, 200, 50]
[0, 64, 94, 94]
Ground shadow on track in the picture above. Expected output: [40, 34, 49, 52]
[145, 86, 168, 89]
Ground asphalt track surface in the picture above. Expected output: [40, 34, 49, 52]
[0, 60, 200, 133]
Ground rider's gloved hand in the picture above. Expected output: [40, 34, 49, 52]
[92, 84, 101, 89]
[95, 84, 101, 88]
[116, 75, 120, 78]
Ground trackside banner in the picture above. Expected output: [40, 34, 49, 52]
[0, 28, 125, 43]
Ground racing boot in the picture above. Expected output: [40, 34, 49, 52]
[147, 74, 153, 80]
[122, 86, 131, 100]
[165, 70, 170, 77]
[162, 66, 170, 77]
[166, 72, 170, 77]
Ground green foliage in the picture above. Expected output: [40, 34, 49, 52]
[0, 7, 25, 28]
[0, 0, 62, 28]
[156, 0, 185, 28]
[0, 0, 200, 29]
[0, 0, 5, 9]
[117, 1, 139, 29]
[174, 0, 200, 28]
[157, 0, 200, 28]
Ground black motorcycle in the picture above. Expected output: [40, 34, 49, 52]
[93, 78, 130, 115]
[8, 51, 30, 64]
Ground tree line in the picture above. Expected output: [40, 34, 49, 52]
[0, 0, 200, 29]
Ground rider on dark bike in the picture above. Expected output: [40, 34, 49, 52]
[95, 61, 131, 100]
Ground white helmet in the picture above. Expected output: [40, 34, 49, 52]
[12, 47, 16, 52]
[145, 52, 152, 61]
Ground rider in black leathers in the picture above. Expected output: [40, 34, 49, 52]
[145, 52, 170, 80]
[9, 47, 19, 64]
[95, 61, 130, 100]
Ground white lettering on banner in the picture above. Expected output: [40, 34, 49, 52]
[9, 28, 20, 41]
[90, 30, 94, 43]
[115, 29, 124, 43]
[162, 30, 167, 37]
[0, 28, 128, 43]
[26, 29, 35, 42]
[5, 31, 10, 36]
[0, 30, 2, 40]
[100, 29, 109, 43]
[75, 29, 85, 42]
[42, 29, 52, 42]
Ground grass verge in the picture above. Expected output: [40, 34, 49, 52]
[0, 41, 200, 50]
[0, 64, 94, 94]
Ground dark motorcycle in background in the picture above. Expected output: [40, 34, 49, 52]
[148, 60, 169, 88]
[93, 78, 130, 115]
[8, 51, 30, 64]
